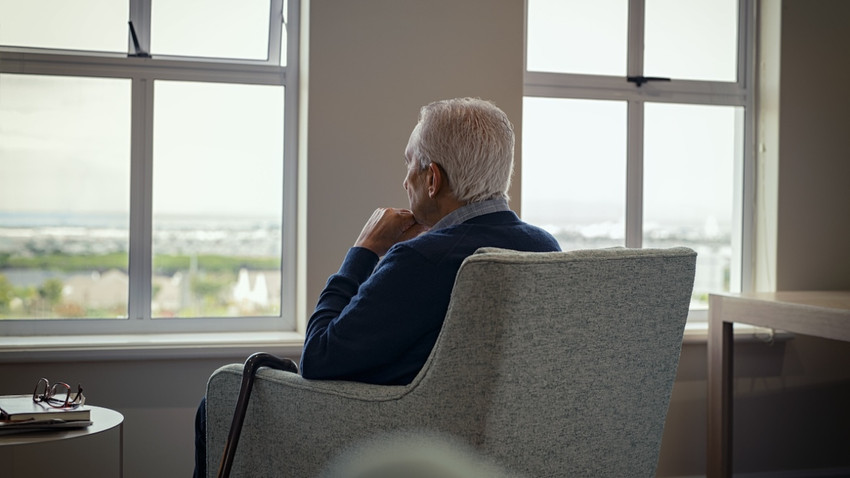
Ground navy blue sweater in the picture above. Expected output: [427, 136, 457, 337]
[300, 211, 561, 385]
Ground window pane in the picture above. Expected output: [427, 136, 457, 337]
[0, 74, 132, 319]
[526, 0, 628, 76]
[522, 97, 627, 250]
[643, 103, 741, 308]
[644, 0, 738, 82]
[152, 81, 284, 318]
[151, 0, 270, 59]
[0, 0, 128, 53]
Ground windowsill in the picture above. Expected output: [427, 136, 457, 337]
[0, 331, 305, 363]
[1, 323, 790, 363]
[682, 321, 793, 344]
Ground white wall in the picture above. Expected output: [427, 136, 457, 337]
[772, 0, 850, 291]
[303, 0, 524, 309]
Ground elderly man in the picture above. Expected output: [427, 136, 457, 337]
[194, 98, 559, 476]
[299, 97, 561, 385]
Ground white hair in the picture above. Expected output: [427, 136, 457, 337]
[408, 98, 514, 203]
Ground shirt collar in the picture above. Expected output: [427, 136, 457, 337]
[431, 198, 511, 231]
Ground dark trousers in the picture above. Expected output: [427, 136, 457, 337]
[194, 397, 207, 478]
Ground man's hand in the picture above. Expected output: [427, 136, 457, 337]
[354, 208, 429, 257]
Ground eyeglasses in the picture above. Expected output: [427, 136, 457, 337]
[32, 378, 86, 409]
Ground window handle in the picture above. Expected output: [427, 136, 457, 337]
[128, 21, 150, 58]
[627, 76, 671, 87]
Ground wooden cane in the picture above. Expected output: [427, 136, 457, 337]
[217, 352, 299, 478]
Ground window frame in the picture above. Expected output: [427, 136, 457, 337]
[523, 0, 757, 321]
[0, 0, 300, 336]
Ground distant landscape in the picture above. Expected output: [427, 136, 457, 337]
[0, 212, 282, 319]
[0, 210, 729, 319]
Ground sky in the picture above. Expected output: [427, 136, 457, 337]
[1, 0, 739, 230]
[0, 0, 284, 218]
[0, 73, 284, 218]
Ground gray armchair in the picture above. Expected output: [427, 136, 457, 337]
[205, 247, 696, 477]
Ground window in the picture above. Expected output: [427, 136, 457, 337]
[523, 0, 754, 318]
[0, 0, 299, 335]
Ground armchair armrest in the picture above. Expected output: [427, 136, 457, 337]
[205, 363, 462, 477]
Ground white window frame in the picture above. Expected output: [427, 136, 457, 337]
[523, 0, 756, 322]
[0, 0, 300, 337]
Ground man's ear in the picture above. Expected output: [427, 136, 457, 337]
[427, 162, 443, 198]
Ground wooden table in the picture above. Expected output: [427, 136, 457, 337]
[0, 405, 124, 477]
[707, 291, 850, 477]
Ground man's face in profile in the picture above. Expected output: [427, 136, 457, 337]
[402, 140, 428, 224]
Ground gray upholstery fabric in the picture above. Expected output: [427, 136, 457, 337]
[206, 247, 696, 477]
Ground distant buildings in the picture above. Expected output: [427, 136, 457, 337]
[22, 268, 282, 318]
[62, 270, 128, 311]
[0, 216, 283, 318]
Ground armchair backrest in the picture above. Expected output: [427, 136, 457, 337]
[415, 247, 696, 477]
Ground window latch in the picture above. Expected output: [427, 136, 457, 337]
[128, 21, 150, 58]
[626, 76, 671, 87]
